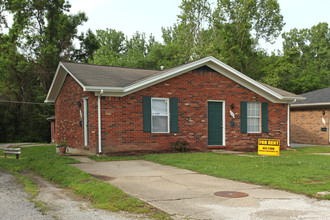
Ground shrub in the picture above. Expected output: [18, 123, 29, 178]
[171, 140, 189, 152]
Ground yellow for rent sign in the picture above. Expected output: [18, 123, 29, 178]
[258, 139, 280, 156]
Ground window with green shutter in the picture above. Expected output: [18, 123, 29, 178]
[241, 101, 264, 133]
[151, 98, 169, 133]
[143, 96, 179, 133]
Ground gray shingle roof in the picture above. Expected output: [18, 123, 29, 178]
[62, 62, 160, 87]
[293, 87, 330, 105]
[62, 62, 302, 99]
[260, 83, 303, 99]
[46, 57, 304, 103]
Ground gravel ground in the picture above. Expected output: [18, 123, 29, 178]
[0, 170, 139, 220]
[0, 171, 54, 220]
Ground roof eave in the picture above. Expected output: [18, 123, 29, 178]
[44, 62, 87, 103]
[45, 56, 301, 104]
[291, 102, 330, 108]
[79, 56, 300, 103]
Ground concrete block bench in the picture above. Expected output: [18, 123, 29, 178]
[3, 148, 21, 159]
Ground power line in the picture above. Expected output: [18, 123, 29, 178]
[0, 100, 54, 105]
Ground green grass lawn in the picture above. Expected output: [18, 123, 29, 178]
[0, 146, 170, 219]
[89, 146, 330, 199]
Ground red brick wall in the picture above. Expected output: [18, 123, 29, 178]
[55, 69, 289, 154]
[54, 75, 99, 153]
[290, 108, 330, 145]
[99, 68, 288, 153]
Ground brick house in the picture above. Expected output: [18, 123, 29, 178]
[290, 87, 330, 145]
[45, 56, 304, 154]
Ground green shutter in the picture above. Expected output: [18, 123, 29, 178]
[170, 97, 178, 133]
[240, 101, 247, 133]
[143, 96, 151, 132]
[262, 102, 269, 133]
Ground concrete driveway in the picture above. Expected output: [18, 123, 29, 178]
[72, 160, 330, 220]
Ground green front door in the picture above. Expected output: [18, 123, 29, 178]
[208, 102, 223, 145]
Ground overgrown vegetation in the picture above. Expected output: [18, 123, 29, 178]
[0, 0, 329, 142]
[171, 140, 189, 152]
[0, 146, 171, 219]
[90, 146, 330, 200]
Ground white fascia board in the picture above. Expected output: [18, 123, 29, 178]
[122, 58, 208, 92]
[45, 63, 63, 103]
[208, 57, 285, 100]
[83, 56, 298, 103]
[291, 102, 330, 108]
[85, 86, 124, 93]
[44, 62, 87, 103]
[59, 62, 86, 89]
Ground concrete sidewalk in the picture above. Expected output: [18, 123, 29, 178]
[72, 160, 330, 220]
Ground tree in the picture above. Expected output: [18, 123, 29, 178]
[211, 0, 284, 73]
[72, 29, 100, 63]
[0, 0, 87, 142]
[160, 0, 213, 65]
[92, 29, 164, 69]
[261, 22, 330, 94]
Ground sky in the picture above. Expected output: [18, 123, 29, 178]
[70, 0, 330, 53]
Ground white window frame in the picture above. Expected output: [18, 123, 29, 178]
[247, 102, 261, 133]
[151, 97, 170, 133]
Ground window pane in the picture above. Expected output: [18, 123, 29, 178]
[152, 100, 167, 115]
[247, 102, 260, 116]
[247, 118, 260, 133]
[152, 116, 168, 133]
[247, 102, 260, 133]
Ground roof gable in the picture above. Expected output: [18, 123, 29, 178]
[45, 56, 304, 103]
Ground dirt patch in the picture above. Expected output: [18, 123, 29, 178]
[26, 173, 138, 220]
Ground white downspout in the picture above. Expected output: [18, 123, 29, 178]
[288, 99, 296, 147]
[98, 89, 104, 154]
[287, 104, 290, 147]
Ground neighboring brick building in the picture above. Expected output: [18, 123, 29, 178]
[290, 87, 330, 145]
[45, 56, 304, 154]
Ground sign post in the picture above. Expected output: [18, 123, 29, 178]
[258, 139, 280, 156]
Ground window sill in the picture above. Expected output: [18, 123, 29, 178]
[151, 133, 172, 137]
[247, 133, 263, 136]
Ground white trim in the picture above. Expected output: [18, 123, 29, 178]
[207, 100, 226, 146]
[247, 102, 261, 133]
[97, 89, 103, 154]
[83, 97, 89, 146]
[291, 102, 330, 108]
[45, 62, 87, 103]
[59, 63, 86, 89]
[45, 57, 304, 103]
[151, 97, 170, 133]
[328, 111, 330, 143]
[44, 63, 62, 103]
[287, 104, 290, 147]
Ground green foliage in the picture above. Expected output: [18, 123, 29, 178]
[87, 146, 330, 199]
[0, 146, 170, 218]
[143, 148, 330, 198]
[171, 140, 189, 152]
[92, 29, 164, 69]
[0, 0, 87, 142]
[262, 22, 330, 94]
[72, 29, 100, 63]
